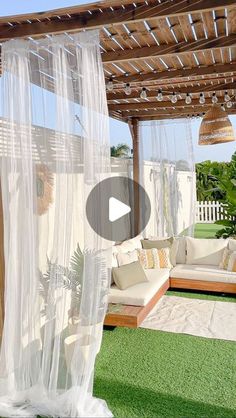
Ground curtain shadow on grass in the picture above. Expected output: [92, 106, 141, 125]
[94, 377, 236, 418]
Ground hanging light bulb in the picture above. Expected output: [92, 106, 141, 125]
[224, 91, 231, 102]
[199, 92, 205, 104]
[124, 83, 131, 95]
[212, 92, 218, 104]
[107, 77, 113, 92]
[226, 100, 233, 108]
[140, 87, 147, 99]
[171, 92, 178, 104]
[221, 103, 226, 111]
[157, 89, 163, 101]
[185, 93, 192, 104]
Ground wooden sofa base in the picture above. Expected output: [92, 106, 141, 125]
[170, 277, 236, 294]
[104, 279, 170, 328]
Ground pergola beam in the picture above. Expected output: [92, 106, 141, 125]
[102, 34, 236, 63]
[121, 107, 236, 118]
[128, 118, 140, 235]
[107, 82, 236, 102]
[109, 63, 236, 84]
[0, 0, 235, 42]
[108, 97, 226, 111]
[137, 109, 236, 121]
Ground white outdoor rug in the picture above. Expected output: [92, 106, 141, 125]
[141, 295, 236, 341]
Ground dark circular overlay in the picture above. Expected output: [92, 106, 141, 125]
[86, 176, 151, 242]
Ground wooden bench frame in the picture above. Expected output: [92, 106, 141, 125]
[104, 279, 169, 328]
[170, 277, 236, 294]
[104, 277, 236, 328]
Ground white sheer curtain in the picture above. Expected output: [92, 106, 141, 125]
[0, 30, 112, 417]
[140, 119, 196, 238]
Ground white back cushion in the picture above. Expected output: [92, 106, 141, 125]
[186, 237, 228, 266]
[228, 239, 236, 251]
[176, 236, 186, 264]
[117, 250, 138, 266]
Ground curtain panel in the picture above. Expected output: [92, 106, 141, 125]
[140, 119, 196, 238]
[0, 31, 112, 417]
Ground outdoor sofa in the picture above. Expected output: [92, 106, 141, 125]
[104, 235, 236, 328]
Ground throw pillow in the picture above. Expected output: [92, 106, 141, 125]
[112, 261, 148, 290]
[116, 250, 138, 267]
[137, 248, 172, 269]
[219, 248, 236, 272]
[227, 251, 236, 272]
[137, 248, 159, 269]
[219, 248, 232, 270]
[141, 237, 178, 266]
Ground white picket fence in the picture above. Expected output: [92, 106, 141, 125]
[196, 201, 227, 223]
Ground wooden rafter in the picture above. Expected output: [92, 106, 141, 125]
[102, 34, 236, 63]
[0, 0, 235, 42]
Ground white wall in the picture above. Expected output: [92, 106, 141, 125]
[111, 158, 196, 237]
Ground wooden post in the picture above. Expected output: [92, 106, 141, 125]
[0, 183, 4, 339]
[128, 118, 140, 235]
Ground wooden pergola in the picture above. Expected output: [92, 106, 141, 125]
[0, 0, 236, 329]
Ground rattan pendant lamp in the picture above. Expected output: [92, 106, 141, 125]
[199, 105, 235, 145]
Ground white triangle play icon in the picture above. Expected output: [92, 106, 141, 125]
[109, 197, 131, 222]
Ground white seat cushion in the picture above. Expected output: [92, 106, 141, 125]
[108, 268, 170, 307]
[170, 264, 236, 284]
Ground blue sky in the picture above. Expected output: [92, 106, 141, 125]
[1, 0, 236, 163]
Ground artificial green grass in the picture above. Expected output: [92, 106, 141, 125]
[94, 323, 236, 417]
[194, 223, 224, 239]
[167, 289, 236, 303]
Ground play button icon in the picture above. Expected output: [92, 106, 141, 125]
[86, 176, 151, 242]
[109, 197, 131, 222]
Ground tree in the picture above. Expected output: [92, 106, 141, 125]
[196, 160, 229, 201]
[110, 143, 130, 158]
[211, 153, 236, 238]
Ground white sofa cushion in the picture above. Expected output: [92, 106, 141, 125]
[116, 249, 138, 266]
[170, 264, 236, 284]
[186, 237, 228, 266]
[176, 236, 186, 264]
[108, 268, 170, 307]
[114, 235, 143, 254]
[228, 239, 236, 251]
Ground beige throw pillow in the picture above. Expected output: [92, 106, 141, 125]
[141, 237, 178, 266]
[112, 261, 148, 290]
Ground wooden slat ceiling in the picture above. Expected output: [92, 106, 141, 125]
[0, 0, 236, 122]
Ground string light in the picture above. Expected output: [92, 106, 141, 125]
[171, 92, 178, 104]
[140, 87, 147, 99]
[199, 93, 205, 104]
[157, 89, 163, 101]
[106, 77, 113, 92]
[224, 91, 231, 102]
[226, 100, 233, 108]
[185, 93, 192, 104]
[212, 92, 218, 104]
[124, 83, 131, 95]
